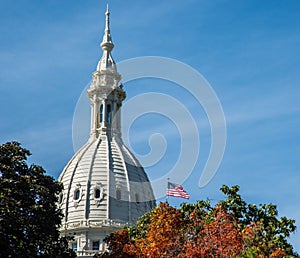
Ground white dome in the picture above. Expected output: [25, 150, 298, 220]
[58, 134, 155, 256]
[59, 135, 155, 228]
[58, 7, 155, 257]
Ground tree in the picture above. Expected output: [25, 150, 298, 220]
[184, 205, 244, 257]
[94, 229, 137, 258]
[99, 185, 299, 258]
[0, 142, 76, 258]
[219, 185, 297, 257]
[134, 202, 185, 257]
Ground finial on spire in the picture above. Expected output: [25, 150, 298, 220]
[106, 3, 109, 14]
[97, 5, 118, 72]
[101, 4, 113, 51]
[105, 3, 110, 32]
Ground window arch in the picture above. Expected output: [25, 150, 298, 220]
[106, 104, 112, 123]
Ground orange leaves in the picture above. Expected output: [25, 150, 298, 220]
[135, 202, 184, 257]
[100, 185, 298, 257]
[101, 201, 294, 257]
[104, 203, 246, 257]
[269, 249, 287, 257]
[184, 205, 244, 257]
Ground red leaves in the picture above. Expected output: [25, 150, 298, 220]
[102, 202, 291, 257]
[184, 205, 243, 257]
[103, 203, 246, 257]
[101, 202, 291, 258]
[101, 190, 297, 258]
[101, 229, 137, 257]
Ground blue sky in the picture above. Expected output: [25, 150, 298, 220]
[1, 0, 299, 251]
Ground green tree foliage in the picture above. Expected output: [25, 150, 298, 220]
[219, 185, 297, 256]
[0, 142, 76, 258]
[97, 185, 298, 258]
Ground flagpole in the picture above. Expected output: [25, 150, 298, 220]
[166, 177, 170, 203]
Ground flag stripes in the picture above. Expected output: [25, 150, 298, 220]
[166, 182, 190, 199]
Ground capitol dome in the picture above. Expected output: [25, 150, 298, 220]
[58, 7, 155, 257]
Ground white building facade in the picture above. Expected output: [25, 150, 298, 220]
[58, 7, 156, 257]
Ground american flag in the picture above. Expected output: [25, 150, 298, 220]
[166, 182, 190, 199]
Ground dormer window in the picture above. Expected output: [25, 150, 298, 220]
[93, 183, 104, 206]
[73, 183, 82, 208]
[74, 189, 80, 200]
[95, 189, 101, 199]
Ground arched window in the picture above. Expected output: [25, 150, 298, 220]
[135, 193, 140, 204]
[107, 104, 112, 123]
[100, 104, 103, 123]
[95, 188, 101, 199]
[93, 184, 104, 206]
[116, 189, 121, 200]
[73, 184, 82, 208]
[74, 189, 80, 200]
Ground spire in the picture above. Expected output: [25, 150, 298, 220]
[88, 6, 124, 140]
[105, 4, 110, 31]
[101, 4, 113, 51]
[95, 4, 117, 72]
